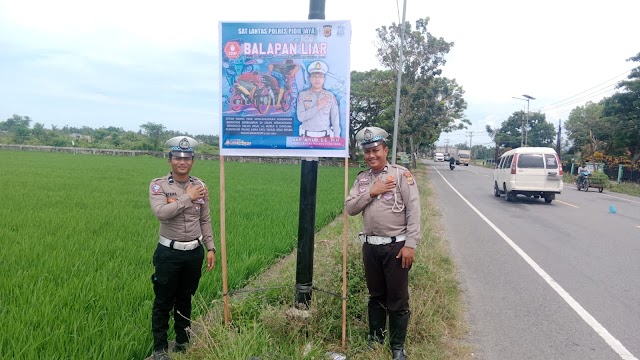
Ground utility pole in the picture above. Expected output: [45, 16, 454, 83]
[294, 0, 326, 310]
[444, 138, 450, 154]
[522, 94, 535, 146]
[390, 0, 408, 164]
[513, 95, 535, 147]
[467, 131, 474, 159]
[556, 119, 562, 161]
[520, 110, 525, 147]
[493, 127, 501, 164]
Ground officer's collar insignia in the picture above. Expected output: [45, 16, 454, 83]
[168, 175, 193, 184]
[367, 165, 388, 174]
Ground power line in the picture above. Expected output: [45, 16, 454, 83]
[534, 67, 633, 112]
[538, 85, 619, 113]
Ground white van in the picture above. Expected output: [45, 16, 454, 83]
[493, 147, 563, 203]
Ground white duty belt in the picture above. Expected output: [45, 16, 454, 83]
[300, 130, 331, 137]
[159, 235, 202, 251]
[359, 233, 406, 245]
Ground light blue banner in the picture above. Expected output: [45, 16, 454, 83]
[219, 20, 351, 157]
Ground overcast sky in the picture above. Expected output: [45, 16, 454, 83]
[1, 0, 637, 148]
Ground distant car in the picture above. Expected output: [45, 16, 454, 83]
[444, 153, 450, 161]
[434, 152, 444, 162]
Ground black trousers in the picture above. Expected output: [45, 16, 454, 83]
[151, 244, 204, 351]
[362, 241, 410, 314]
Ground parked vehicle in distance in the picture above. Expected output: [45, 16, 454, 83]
[493, 147, 563, 203]
[457, 150, 471, 166]
[434, 152, 445, 162]
[444, 153, 450, 161]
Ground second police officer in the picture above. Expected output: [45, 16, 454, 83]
[345, 127, 421, 360]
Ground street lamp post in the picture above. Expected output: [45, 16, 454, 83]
[512, 94, 535, 146]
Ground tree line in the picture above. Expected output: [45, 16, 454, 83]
[0, 117, 219, 154]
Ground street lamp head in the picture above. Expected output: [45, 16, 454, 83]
[522, 94, 535, 100]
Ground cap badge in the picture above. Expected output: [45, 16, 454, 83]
[178, 138, 190, 149]
[363, 129, 373, 142]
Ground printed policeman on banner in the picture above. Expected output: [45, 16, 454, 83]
[296, 60, 340, 138]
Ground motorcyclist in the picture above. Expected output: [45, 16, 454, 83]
[577, 163, 590, 186]
[234, 71, 261, 100]
[449, 156, 456, 168]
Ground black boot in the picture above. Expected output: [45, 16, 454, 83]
[389, 311, 410, 360]
[367, 305, 387, 349]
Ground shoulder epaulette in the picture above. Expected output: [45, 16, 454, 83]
[390, 163, 408, 172]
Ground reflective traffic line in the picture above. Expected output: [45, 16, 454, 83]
[470, 170, 490, 176]
[555, 200, 579, 208]
[600, 193, 640, 205]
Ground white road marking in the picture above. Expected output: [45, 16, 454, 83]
[636, 226, 640, 229]
[431, 165, 638, 360]
[469, 169, 490, 176]
[555, 200, 580, 208]
[599, 193, 640, 205]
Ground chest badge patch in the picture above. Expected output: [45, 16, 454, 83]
[359, 187, 367, 193]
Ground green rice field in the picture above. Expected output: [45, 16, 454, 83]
[0, 150, 356, 359]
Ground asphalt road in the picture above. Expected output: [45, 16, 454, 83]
[426, 160, 640, 360]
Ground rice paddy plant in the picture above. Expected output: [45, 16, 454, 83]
[0, 150, 355, 359]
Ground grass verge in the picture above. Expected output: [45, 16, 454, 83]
[180, 165, 473, 360]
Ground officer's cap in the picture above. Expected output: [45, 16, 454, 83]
[308, 60, 328, 75]
[356, 127, 389, 149]
[165, 136, 199, 158]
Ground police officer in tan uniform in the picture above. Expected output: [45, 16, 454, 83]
[345, 127, 421, 360]
[148, 136, 216, 360]
[296, 60, 340, 137]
